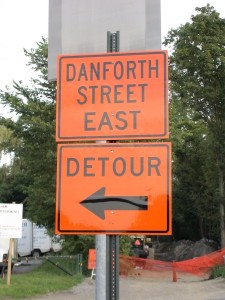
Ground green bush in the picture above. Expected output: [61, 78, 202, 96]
[210, 264, 225, 279]
[119, 236, 133, 255]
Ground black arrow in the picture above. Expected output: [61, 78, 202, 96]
[80, 187, 148, 220]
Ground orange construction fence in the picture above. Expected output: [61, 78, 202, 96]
[119, 248, 225, 280]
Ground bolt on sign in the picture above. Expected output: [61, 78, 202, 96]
[56, 51, 168, 141]
[55, 143, 172, 234]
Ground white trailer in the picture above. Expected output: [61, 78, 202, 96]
[32, 223, 52, 257]
[17, 219, 33, 257]
[17, 219, 62, 257]
[0, 238, 18, 262]
[0, 239, 10, 263]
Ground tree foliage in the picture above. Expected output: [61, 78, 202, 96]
[1, 5, 225, 251]
[170, 96, 219, 241]
[165, 5, 225, 245]
[0, 37, 56, 229]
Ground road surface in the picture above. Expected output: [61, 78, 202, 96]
[28, 276, 225, 300]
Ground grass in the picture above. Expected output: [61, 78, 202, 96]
[210, 264, 225, 279]
[0, 261, 83, 299]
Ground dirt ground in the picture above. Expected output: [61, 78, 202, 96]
[28, 276, 225, 300]
[11, 261, 225, 300]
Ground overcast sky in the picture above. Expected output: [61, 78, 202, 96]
[0, 0, 224, 165]
[0, 0, 224, 93]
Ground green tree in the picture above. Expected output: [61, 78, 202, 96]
[0, 126, 30, 204]
[170, 96, 219, 241]
[164, 5, 225, 246]
[0, 37, 56, 229]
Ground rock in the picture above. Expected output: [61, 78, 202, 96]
[153, 239, 218, 262]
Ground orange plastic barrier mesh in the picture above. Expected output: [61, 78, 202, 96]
[119, 248, 225, 279]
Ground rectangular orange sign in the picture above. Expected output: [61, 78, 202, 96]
[55, 143, 172, 234]
[88, 249, 96, 269]
[56, 51, 168, 141]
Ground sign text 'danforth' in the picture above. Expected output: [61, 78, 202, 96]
[56, 51, 168, 141]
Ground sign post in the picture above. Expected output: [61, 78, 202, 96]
[50, 2, 167, 299]
[0, 203, 23, 285]
[55, 34, 170, 300]
[7, 239, 13, 285]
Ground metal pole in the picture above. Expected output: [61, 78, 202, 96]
[107, 31, 120, 300]
[96, 235, 107, 300]
[95, 31, 120, 300]
[106, 235, 119, 299]
[96, 139, 107, 299]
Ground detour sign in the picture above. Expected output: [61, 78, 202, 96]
[56, 51, 168, 141]
[55, 143, 171, 234]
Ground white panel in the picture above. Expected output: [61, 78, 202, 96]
[48, 0, 161, 80]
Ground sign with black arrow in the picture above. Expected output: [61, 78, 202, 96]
[56, 143, 171, 234]
[80, 187, 148, 220]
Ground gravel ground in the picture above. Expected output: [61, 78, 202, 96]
[28, 276, 225, 300]
[11, 261, 225, 300]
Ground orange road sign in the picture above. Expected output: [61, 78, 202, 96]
[56, 51, 168, 141]
[55, 143, 172, 234]
[88, 249, 96, 270]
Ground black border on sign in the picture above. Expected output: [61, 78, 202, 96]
[56, 143, 171, 234]
[57, 51, 168, 141]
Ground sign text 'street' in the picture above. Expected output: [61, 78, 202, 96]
[56, 51, 168, 141]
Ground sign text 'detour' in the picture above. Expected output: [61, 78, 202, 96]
[55, 143, 171, 234]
